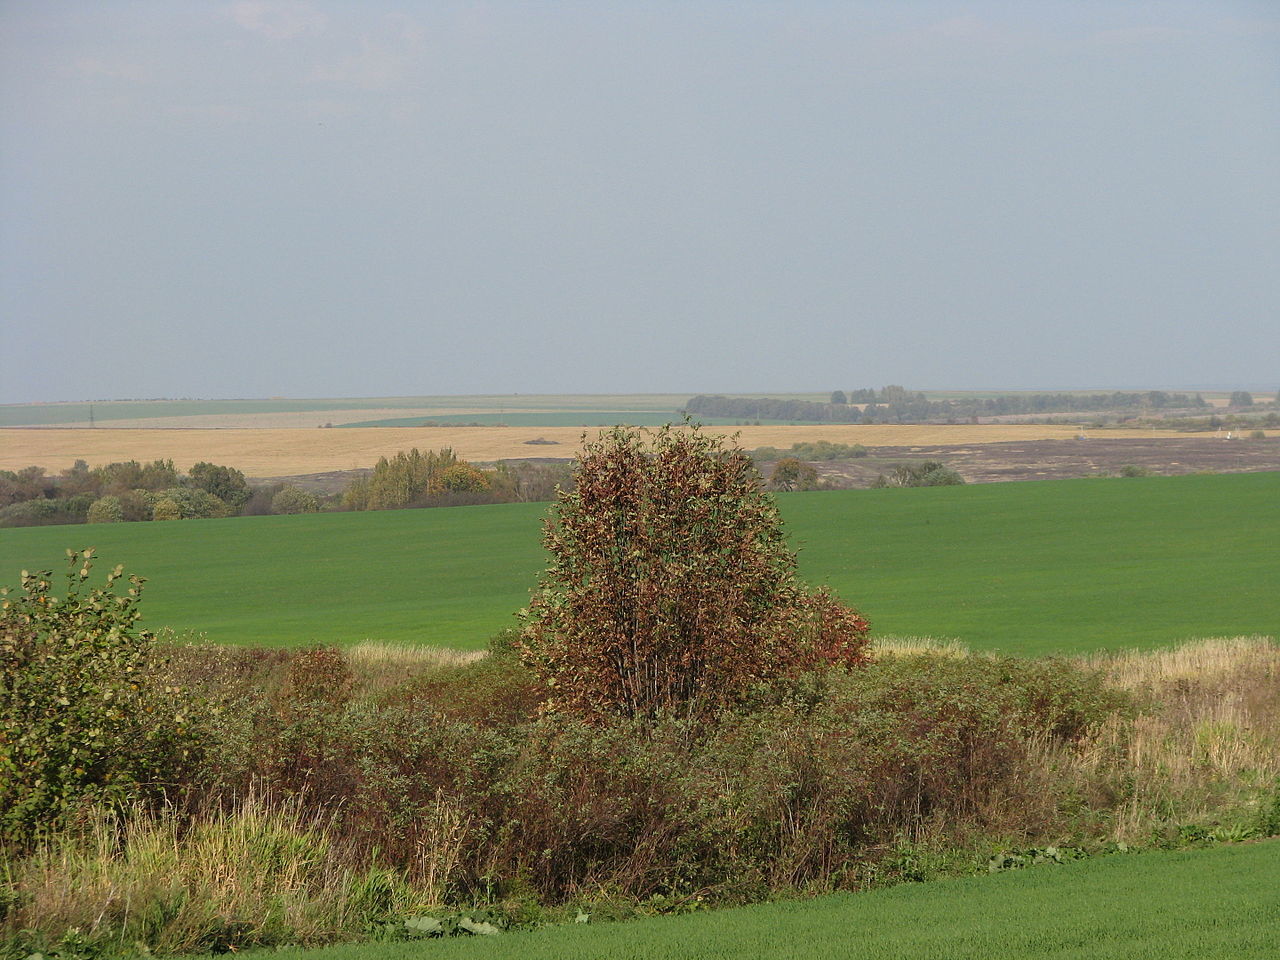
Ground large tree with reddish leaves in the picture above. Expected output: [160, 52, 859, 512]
[519, 424, 870, 721]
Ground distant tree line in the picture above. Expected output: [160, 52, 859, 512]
[1, 452, 580, 528]
[685, 388, 1210, 424]
[0, 458, 321, 528]
[341, 448, 573, 510]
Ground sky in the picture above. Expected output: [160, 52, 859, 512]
[1, 1, 1277, 404]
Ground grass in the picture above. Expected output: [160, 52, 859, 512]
[5, 797, 412, 957]
[0, 473, 1275, 653]
[254, 841, 1280, 960]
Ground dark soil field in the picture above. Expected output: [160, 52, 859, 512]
[264, 438, 1280, 492]
[815, 436, 1280, 486]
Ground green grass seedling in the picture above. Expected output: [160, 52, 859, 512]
[256, 840, 1280, 960]
[0, 473, 1275, 652]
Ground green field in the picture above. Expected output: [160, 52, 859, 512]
[260, 841, 1280, 960]
[338, 412, 814, 428]
[0, 473, 1276, 653]
[0, 394, 701, 427]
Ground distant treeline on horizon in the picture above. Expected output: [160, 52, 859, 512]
[684, 388, 1212, 424]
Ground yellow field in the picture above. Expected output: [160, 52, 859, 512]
[50, 407, 554, 430]
[3, 423, 1139, 477]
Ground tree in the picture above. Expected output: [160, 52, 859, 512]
[151, 497, 182, 521]
[150, 486, 228, 519]
[519, 425, 870, 722]
[271, 485, 320, 515]
[1229, 391, 1254, 408]
[768, 457, 820, 491]
[430, 462, 492, 494]
[872, 460, 964, 488]
[188, 462, 250, 509]
[830, 390, 848, 405]
[87, 495, 124, 523]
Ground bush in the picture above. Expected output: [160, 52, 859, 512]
[1119, 464, 1152, 478]
[519, 425, 870, 721]
[271, 485, 321, 515]
[0, 496, 92, 528]
[150, 486, 229, 519]
[872, 461, 965, 488]
[429, 462, 492, 495]
[0, 552, 198, 848]
[152, 497, 182, 520]
[188, 461, 250, 510]
[768, 457, 820, 491]
[86, 495, 124, 523]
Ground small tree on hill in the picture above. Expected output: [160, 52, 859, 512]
[768, 457, 820, 491]
[188, 462, 250, 510]
[519, 424, 870, 722]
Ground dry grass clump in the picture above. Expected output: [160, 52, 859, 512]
[1091, 635, 1279, 688]
[1058, 637, 1280, 843]
[871, 636, 970, 658]
[4, 796, 412, 956]
[343, 642, 486, 696]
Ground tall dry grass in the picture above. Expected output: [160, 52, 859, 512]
[2, 796, 415, 956]
[1073, 637, 1280, 842]
[343, 642, 485, 697]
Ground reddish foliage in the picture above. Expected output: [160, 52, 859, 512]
[519, 425, 870, 721]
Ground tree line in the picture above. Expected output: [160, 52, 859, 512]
[0, 452, 577, 528]
[0, 459, 290, 528]
[685, 388, 1211, 424]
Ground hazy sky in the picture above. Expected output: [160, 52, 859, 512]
[2, 1, 1277, 403]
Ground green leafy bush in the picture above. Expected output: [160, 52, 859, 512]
[872, 461, 965, 487]
[86, 495, 124, 523]
[0, 551, 198, 848]
[271, 485, 321, 514]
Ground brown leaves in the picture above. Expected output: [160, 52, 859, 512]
[519, 425, 870, 723]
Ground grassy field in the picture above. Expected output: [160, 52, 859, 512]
[2, 423, 1100, 476]
[0, 473, 1275, 654]
[259, 841, 1280, 960]
[0, 394, 697, 428]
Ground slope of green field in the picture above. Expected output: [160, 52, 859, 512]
[260, 841, 1280, 960]
[0, 473, 1275, 653]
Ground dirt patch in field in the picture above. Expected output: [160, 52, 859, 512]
[814, 437, 1280, 487]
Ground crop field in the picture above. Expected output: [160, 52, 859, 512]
[3, 423, 1103, 476]
[336, 412, 811, 428]
[261, 841, 1280, 960]
[1, 472, 1275, 654]
[0, 394, 698, 429]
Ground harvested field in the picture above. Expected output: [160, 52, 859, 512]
[814, 436, 1280, 486]
[79, 407, 552, 430]
[4, 423, 1141, 476]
